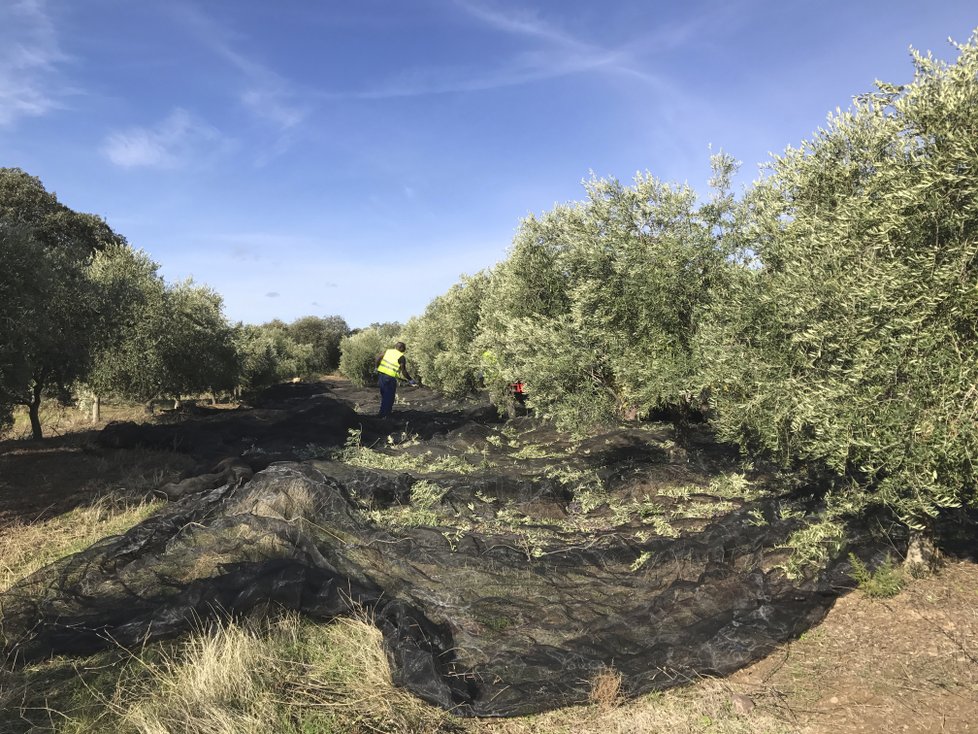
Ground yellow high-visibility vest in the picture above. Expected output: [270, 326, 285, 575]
[377, 348, 404, 377]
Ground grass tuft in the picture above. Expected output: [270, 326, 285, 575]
[117, 611, 457, 734]
[588, 666, 624, 709]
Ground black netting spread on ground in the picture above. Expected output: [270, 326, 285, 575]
[0, 453, 862, 717]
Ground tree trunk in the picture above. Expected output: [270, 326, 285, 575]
[28, 382, 43, 440]
[91, 394, 101, 424]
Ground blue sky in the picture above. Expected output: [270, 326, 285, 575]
[2, 1, 976, 328]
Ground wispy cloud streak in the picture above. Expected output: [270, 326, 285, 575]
[0, 0, 67, 125]
[325, 0, 669, 100]
[101, 108, 222, 168]
[168, 2, 308, 131]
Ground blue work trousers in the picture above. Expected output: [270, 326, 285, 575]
[378, 373, 398, 417]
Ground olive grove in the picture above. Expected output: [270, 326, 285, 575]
[0, 169, 347, 438]
[403, 34, 978, 527]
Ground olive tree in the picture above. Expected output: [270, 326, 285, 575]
[0, 169, 123, 438]
[0, 168, 120, 254]
[86, 244, 169, 415]
[702, 35, 978, 526]
[233, 324, 281, 392]
[250, 320, 316, 382]
[403, 272, 489, 398]
[288, 315, 350, 374]
[339, 323, 402, 387]
[160, 280, 240, 401]
[475, 160, 737, 427]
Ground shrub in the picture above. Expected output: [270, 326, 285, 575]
[849, 553, 905, 598]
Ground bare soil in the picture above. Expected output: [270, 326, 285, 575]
[729, 559, 978, 733]
[1, 378, 975, 731]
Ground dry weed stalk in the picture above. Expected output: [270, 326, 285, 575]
[588, 665, 624, 709]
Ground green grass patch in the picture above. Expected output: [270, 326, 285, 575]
[849, 553, 905, 598]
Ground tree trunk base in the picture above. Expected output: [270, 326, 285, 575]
[904, 532, 941, 577]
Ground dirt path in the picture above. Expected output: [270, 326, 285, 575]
[0, 377, 473, 528]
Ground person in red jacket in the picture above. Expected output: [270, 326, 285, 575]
[510, 380, 526, 406]
[375, 342, 414, 417]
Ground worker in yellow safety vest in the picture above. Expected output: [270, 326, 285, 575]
[375, 341, 414, 417]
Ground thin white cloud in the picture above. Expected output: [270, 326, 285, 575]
[241, 87, 305, 129]
[343, 55, 615, 99]
[101, 108, 222, 168]
[459, 0, 741, 58]
[331, 0, 667, 100]
[454, 0, 591, 49]
[0, 0, 67, 125]
[167, 2, 308, 131]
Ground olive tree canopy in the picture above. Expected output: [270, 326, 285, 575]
[0, 169, 124, 438]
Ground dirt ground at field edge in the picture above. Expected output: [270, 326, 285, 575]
[728, 559, 978, 733]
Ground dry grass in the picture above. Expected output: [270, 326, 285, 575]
[475, 678, 791, 734]
[3, 401, 151, 441]
[275, 614, 458, 733]
[0, 495, 163, 592]
[115, 611, 457, 734]
[121, 619, 279, 734]
[588, 665, 624, 709]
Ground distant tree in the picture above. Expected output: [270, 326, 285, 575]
[233, 324, 280, 392]
[255, 320, 316, 381]
[288, 315, 350, 373]
[160, 280, 240, 400]
[86, 244, 169, 412]
[339, 323, 402, 387]
[87, 255, 239, 410]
